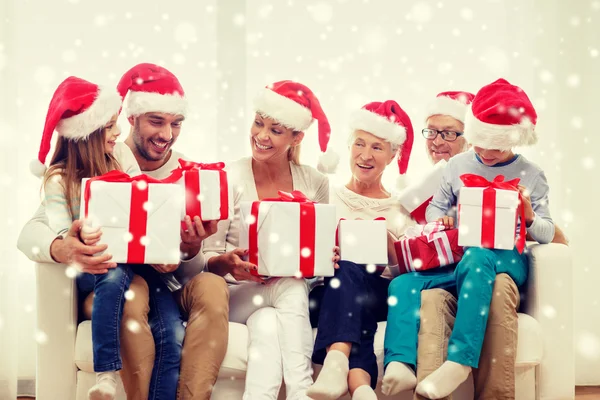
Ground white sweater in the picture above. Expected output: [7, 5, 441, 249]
[17, 143, 205, 288]
[202, 157, 329, 283]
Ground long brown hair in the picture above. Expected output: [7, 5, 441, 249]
[42, 127, 121, 218]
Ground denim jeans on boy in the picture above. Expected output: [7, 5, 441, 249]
[384, 246, 528, 371]
[77, 264, 185, 400]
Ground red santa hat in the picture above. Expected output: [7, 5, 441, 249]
[30, 76, 123, 178]
[253, 80, 338, 173]
[349, 100, 414, 175]
[117, 63, 187, 118]
[425, 91, 475, 123]
[465, 78, 538, 151]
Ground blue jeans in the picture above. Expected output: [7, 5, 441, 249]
[77, 265, 185, 400]
[384, 246, 528, 370]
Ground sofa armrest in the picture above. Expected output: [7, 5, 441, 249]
[35, 262, 77, 400]
[524, 243, 574, 400]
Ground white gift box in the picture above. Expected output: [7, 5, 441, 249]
[175, 168, 231, 222]
[239, 200, 337, 277]
[398, 159, 447, 223]
[81, 177, 183, 264]
[337, 219, 388, 265]
[457, 186, 519, 250]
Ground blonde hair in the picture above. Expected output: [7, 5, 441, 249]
[288, 134, 302, 165]
[42, 127, 121, 218]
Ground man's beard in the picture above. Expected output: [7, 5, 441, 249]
[132, 124, 171, 162]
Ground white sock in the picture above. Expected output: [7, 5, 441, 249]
[307, 350, 349, 400]
[88, 371, 117, 400]
[381, 361, 417, 396]
[352, 385, 377, 400]
[416, 361, 471, 399]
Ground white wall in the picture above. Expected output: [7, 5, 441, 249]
[1, 0, 598, 387]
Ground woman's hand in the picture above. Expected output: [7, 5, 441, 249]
[208, 248, 265, 283]
[80, 221, 102, 246]
[517, 185, 535, 226]
[180, 216, 219, 259]
[332, 246, 341, 269]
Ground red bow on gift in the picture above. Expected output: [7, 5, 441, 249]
[459, 174, 526, 253]
[83, 170, 165, 264]
[249, 190, 318, 278]
[162, 158, 229, 222]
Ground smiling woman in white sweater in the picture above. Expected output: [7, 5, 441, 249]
[306, 100, 416, 400]
[201, 80, 338, 400]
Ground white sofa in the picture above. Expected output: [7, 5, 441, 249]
[35, 243, 574, 400]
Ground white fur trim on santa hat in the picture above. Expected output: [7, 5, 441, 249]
[349, 108, 407, 145]
[126, 91, 188, 118]
[254, 88, 313, 131]
[56, 88, 123, 141]
[317, 147, 340, 174]
[464, 106, 538, 151]
[425, 96, 469, 123]
[30, 159, 47, 178]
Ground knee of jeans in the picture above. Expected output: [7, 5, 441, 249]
[488, 274, 519, 322]
[102, 264, 132, 284]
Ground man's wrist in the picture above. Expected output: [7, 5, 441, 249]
[180, 243, 200, 260]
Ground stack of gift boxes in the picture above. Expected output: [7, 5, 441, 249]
[81, 159, 525, 278]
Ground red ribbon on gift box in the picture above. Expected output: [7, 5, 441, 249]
[459, 174, 526, 253]
[163, 158, 229, 223]
[84, 170, 164, 264]
[248, 190, 316, 278]
[409, 196, 432, 225]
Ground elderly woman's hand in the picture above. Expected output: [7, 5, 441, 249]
[332, 246, 341, 269]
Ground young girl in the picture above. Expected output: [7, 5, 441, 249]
[34, 76, 140, 400]
[382, 78, 555, 399]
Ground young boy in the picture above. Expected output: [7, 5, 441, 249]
[382, 78, 555, 399]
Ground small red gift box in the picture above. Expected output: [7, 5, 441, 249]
[394, 222, 464, 275]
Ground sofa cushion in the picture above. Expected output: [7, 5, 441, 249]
[75, 313, 543, 375]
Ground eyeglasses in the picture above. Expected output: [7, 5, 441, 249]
[421, 128, 464, 142]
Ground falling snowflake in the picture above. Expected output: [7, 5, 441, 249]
[31, 246, 40, 255]
[126, 319, 141, 333]
[35, 330, 48, 344]
[480, 47, 509, 75]
[542, 305, 557, 319]
[460, 8, 473, 21]
[539, 70, 554, 83]
[252, 294, 264, 306]
[94, 15, 108, 27]
[248, 347, 261, 361]
[124, 290, 135, 301]
[329, 277, 341, 289]
[173, 53, 186, 65]
[301, 247, 312, 258]
[123, 232, 134, 243]
[409, 2, 433, 23]
[258, 4, 273, 18]
[388, 295, 398, 306]
[233, 14, 245, 26]
[308, 3, 333, 23]
[65, 266, 78, 279]
[62, 49, 77, 63]
[438, 62, 452, 75]
[567, 74, 581, 87]
[174, 22, 198, 44]
[245, 214, 256, 225]
[366, 264, 376, 274]
[571, 116, 583, 129]
[577, 331, 600, 359]
[570, 16, 581, 26]
[582, 156, 595, 169]
[591, 48, 599, 58]
[34, 65, 56, 86]
[280, 244, 293, 257]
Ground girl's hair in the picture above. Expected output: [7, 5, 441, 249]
[288, 131, 302, 165]
[42, 126, 121, 218]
